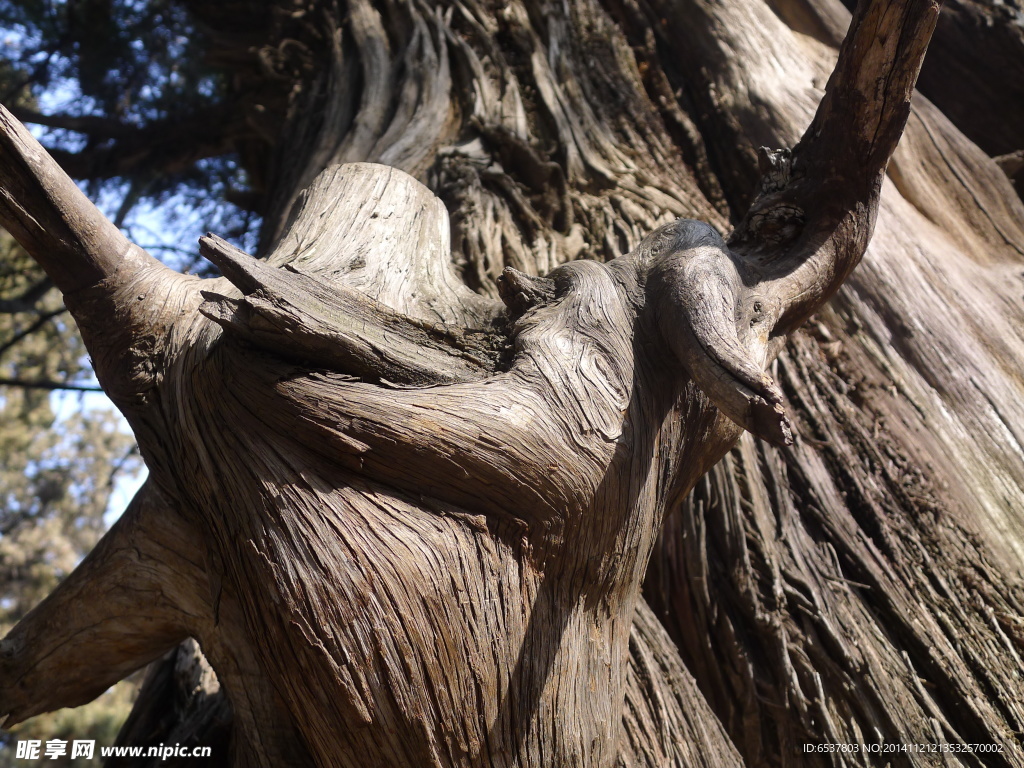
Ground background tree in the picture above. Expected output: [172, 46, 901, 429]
[0, 61, 141, 764]
[1, 0, 1023, 766]
[0, 231, 142, 768]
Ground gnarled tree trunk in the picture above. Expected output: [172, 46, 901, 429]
[3, 0, 1024, 764]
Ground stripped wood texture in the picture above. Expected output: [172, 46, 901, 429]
[3, 0, 1024, 764]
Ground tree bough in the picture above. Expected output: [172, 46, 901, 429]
[0, 0, 946, 764]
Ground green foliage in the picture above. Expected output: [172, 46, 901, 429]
[0, 0, 266, 259]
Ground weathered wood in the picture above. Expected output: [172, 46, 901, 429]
[0, 106, 137, 294]
[109, 640, 233, 768]
[4, 0, 1024, 764]
[0, 484, 202, 722]
[637, 0, 1024, 761]
[198, 234, 504, 386]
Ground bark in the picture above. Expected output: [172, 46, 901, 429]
[639, 0, 1024, 761]
[914, 0, 1024, 160]
[3, 0, 1024, 765]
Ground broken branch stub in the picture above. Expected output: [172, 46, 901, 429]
[198, 233, 504, 386]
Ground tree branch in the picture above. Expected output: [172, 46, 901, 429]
[804, 0, 940, 175]
[0, 377, 103, 392]
[6, 106, 135, 139]
[7, 104, 252, 184]
[0, 104, 206, 410]
[730, 0, 941, 331]
[0, 483, 209, 725]
[0, 104, 138, 295]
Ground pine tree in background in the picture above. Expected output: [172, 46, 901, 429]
[0, 234, 142, 765]
[0, 50, 143, 761]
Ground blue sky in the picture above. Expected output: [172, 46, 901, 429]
[5, 18, 258, 525]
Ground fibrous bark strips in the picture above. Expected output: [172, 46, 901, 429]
[3, 0, 1024, 764]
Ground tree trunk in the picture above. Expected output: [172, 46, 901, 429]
[3, 0, 1024, 764]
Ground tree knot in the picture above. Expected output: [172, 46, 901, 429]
[497, 267, 557, 319]
[757, 147, 793, 194]
[747, 203, 806, 246]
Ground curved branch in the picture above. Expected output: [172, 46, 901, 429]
[803, 0, 940, 177]
[0, 483, 209, 725]
[641, 221, 793, 445]
[0, 104, 204, 409]
[731, 0, 941, 330]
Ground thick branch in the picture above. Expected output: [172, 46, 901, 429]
[0, 483, 209, 725]
[0, 104, 136, 295]
[0, 105, 207, 409]
[732, 0, 941, 331]
[801, 0, 940, 177]
[605, 0, 941, 445]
